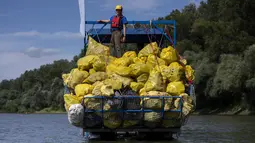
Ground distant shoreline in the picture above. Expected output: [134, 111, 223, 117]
[0, 112, 66, 114]
[0, 110, 66, 114]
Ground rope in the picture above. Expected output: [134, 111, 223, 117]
[91, 24, 101, 43]
[88, 24, 111, 68]
[164, 25, 174, 46]
[158, 33, 164, 48]
[142, 25, 161, 44]
[164, 26, 195, 106]
[164, 25, 187, 69]
[101, 35, 108, 43]
[141, 24, 166, 91]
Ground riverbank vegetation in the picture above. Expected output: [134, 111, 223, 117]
[0, 0, 255, 114]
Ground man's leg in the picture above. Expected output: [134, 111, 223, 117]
[110, 32, 116, 57]
[114, 31, 122, 58]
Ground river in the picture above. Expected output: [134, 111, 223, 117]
[0, 114, 254, 143]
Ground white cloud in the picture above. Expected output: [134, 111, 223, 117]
[0, 30, 84, 81]
[23, 47, 60, 58]
[0, 31, 83, 40]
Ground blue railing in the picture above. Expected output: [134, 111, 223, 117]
[84, 20, 177, 47]
[82, 95, 184, 130]
[84, 95, 183, 113]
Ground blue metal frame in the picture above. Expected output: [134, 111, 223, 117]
[84, 95, 183, 113]
[82, 95, 184, 131]
[78, 20, 194, 133]
[85, 20, 177, 47]
[85, 20, 176, 25]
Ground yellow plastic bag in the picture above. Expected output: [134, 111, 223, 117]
[174, 98, 194, 116]
[141, 91, 172, 110]
[180, 58, 187, 65]
[168, 62, 184, 82]
[77, 55, 99, 71]
[106, 64, 131, 77]
[162, 112, 181, 127]
[139, 87, 146, 96]
[68, 68, 89, 89]
[138, 42, 160, 57]
[108, 73, 133, 87]
[123, 121, 139, 128]
[112, 57, 132, 67]
[174, 93, 193, 109]
[83, 72, 107, 84]
[144, 68, 164, 92]
[62, 73, 70, 85]
[103, 79, 122, 90]
[166, 81, 185, 96]
[84, 94, 110, 110]
[146, 54, 166, 70]
[89, 69, 96, 74]
[155, 65, 169, 82]
[137, 73, 149, 84]
[104, 113, 121, 129]
[84, 94, 101, 110]
[182, 102, 194, 116]
[133, 57, 147, 64]
[93, 59, 106, 72]
[108, 56, 116, 64]
[185, 65, 195, 81]
[129, 64, 150, 77]
[86, 36, 110, 56]
[92, 82, 104, 95]
[144, 112, 161, 127]
[91, 81, 115, 97]
[130, 82, 144, 92]
[180, 93, 193, 104]
[101, 85, 114, 96]
[122, 51, 137, 60]
[74, 84, 93, 98]
[160, 46, 178, 65]
[64, 94, 83, 111]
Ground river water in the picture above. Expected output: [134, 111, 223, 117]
[0, 114, 254, 143]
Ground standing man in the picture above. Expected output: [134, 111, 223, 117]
[97, 5, 128, 58]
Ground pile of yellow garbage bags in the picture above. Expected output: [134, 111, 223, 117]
[62, 36, 195, 129]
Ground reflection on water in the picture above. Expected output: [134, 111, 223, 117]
[0, 114, 255, 143]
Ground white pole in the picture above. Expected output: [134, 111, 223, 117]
[78, 0, 85, 37]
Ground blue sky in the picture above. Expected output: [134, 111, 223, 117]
[0, 0, 202, 81]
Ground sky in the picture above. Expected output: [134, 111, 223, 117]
[0, 0, 202, 81]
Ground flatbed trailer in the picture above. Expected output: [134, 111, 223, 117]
[80, 20, 196, 139]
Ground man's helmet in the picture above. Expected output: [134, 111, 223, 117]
[115, 5, 123, 10]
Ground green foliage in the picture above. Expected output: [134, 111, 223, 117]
[172, 0, 255, 110]
[209, 54, 246, 97]
[1, 0, 255, 113]
[0, 55, 76, 113]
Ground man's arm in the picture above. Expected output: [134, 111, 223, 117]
[122, 17, 128, 42]
[123, 24, 126, 37]
[97, 19, 110, 23]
